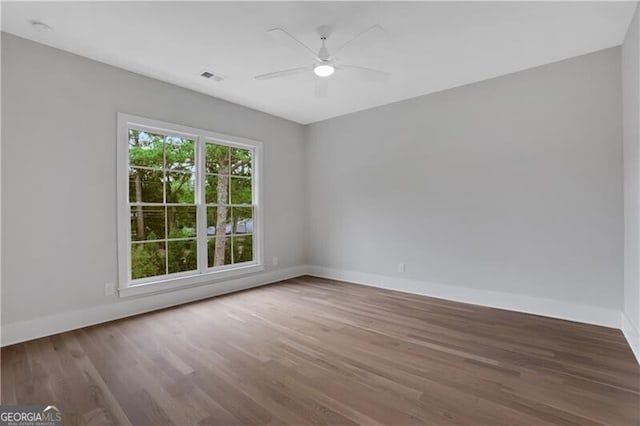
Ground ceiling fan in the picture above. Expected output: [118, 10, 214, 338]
[254, 25, 389, 97]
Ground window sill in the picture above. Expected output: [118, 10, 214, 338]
[118, 263, 265, 298]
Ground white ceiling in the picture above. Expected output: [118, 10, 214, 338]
[2, 1, 637, 124]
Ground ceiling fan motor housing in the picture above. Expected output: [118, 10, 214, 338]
[318, 44, 331, 62]
[317, 25, 332, 62]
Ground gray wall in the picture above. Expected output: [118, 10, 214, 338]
[1, 34, 306, 325]
[1, 32, 628, 332]
[623, 5, 640, 344]
[306, 48, 623, 310]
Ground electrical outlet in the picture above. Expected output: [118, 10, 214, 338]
[398, 263, 405, 273]
[104, 282, 116, 296]
[272, 256, 279, 266]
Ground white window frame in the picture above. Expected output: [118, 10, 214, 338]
[117, 113, 264, 297]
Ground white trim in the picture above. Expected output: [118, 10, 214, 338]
[254, 141, 265, 273]
[1, 265, 306, 347]
[621, 312, 640, 364]
[116, 112, 263, 294]
[196, 134, 207, 278]
[118, 263, 264, 297]
[116, 113, 130, 290]
[307, 265, 622, 328]
[118, 114, 261, 149]
[4, 263, 638, 366]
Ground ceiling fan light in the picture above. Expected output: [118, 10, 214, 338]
[314, 64, 335, 77]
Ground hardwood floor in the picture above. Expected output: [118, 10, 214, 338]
[1, 276, 639, 425]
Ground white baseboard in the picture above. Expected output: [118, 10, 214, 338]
[307, 265, 622, 329]
[1, 265, 307, 347]
[621, 312, 640, 363]
[4, 264, 638, 367]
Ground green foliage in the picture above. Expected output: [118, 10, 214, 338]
[128, 169, 163, 203]
[165, 137, 195, 171]
[129, 130, 195, 206]
[205, 144, 230, 174]
[128, 130, 164, 168]
[167, 239, 197, 274]
[231, 148, 252, 176]
[233, 235, 253, 263]
[129, 134, 253, 280]
[128, 131, 195, 170]
[168, 206, 197, 239]
[166, 172, 195, 204]
[131, 242, 165, 279]
[130, 207, 165, 241]
[230, 177, 252, 204]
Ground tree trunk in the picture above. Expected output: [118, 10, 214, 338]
[214, 165, 230, 266]
[133, 134, 145, 240]
[135, 174, 144, 239]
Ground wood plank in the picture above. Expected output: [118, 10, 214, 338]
[1, 277, 638, 425]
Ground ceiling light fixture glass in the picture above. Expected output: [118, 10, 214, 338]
[314, 64, 335, 77]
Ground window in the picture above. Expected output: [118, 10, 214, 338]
[117, 114, 263, 297]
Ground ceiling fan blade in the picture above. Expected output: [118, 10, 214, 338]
[339, 65, 390, 81]
[330, 25, 387, 59]
[315, 77, 329, 98]
[267, 28, 321, 61]
[254, 66, 309, 80]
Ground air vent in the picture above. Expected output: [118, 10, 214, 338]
[201, 71, 224, 82]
